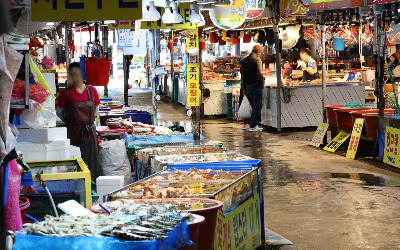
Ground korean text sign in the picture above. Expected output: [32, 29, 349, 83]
[32, 0, 142, 21]
[187, 64, 199, 107]
[186, 33, 198, 52]
[383, 126, 400, 167]
[346, 118, 364, 159]
[214, 195, 262, 250]
[310, 122, 329, 147]
[323, 131, 351, 152]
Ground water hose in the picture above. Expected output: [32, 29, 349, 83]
[3, 163, 9, 207]
[45, 185, 58, 217]
[24, 214, 38, 223]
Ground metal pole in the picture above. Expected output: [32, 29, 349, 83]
[102, 22, 109, 97]
[273, 2, 282, 132]
[194, 28, 203, 142]
[321, 23, 327, 122]
[170, 32, 174, 98]
[123, 55, 129, 106]
[65, 22, 70, 68]
[152, 29, 159, 126]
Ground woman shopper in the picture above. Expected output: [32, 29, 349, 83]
[281, 51, 292, 80]
[56, 62, 101, 181]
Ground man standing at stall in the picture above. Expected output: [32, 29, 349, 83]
[240, 45, 265, 132]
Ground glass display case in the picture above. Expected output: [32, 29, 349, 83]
[106, 160, 261, 214]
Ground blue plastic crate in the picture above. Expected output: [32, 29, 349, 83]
[125, 112, 151, 124]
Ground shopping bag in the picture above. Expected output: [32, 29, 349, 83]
[238, 96, 252, 119]
[0, 37, 23, 144]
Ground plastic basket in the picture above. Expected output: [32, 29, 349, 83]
[85, 44, 111, 86]
[125, 112, 150, 124]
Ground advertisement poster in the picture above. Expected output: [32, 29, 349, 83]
[210, 0, 247, 30]
[281, 0, 309, 16]
[346, 118, 364, 159]
[383, 126, 400, 167]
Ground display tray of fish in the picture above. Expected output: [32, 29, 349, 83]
[101, 214, 183, 241]
[19, 214, 125, 237]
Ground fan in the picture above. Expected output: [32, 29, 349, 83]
[280, 29, 299, 50]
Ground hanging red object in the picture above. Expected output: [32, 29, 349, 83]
[209, 33, 218, 43]
[85, 44, 111, 86]
[173, 38, 179, 43]
[168, 39, 173, 49]
[243, 34, 251, 43]
[218, 36, 226, 45]
[230, 34, 240, 44]
[199, 36, 205, 50]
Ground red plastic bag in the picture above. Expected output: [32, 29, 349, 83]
[12, 78, 49, 104]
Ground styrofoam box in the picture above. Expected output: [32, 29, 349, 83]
[69, 146, 81, 159]
[16, 139, 71, 161]
[17, 127, 67, 143]
[96, 176, 124, 202]
[17, 98, 56, 129]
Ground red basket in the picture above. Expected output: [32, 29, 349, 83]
[85, 45, 111, 86]
[19, 196, 30, 220]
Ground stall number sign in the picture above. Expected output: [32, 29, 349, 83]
[346, 119, 364, 159]
[215, 195, 262, 250]
[32, 0, 142, 22]
[310, 122, 329, 147]
[108, 3, 194, 30]
[187, 64, 199, 107]
[244, 0, 266, 19]
[323, 131, 351, 152]
[383, 126, 400, 167]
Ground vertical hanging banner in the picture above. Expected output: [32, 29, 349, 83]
[310, 122, 329, 147]
[187, 30, 199, 53]
[383, 126, 400, 167]
[346, 118, 364, 159]
[187, 64, 200, 106]
[31, 0, 142, 21]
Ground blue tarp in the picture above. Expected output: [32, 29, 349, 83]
[13, 216, 191, 250]
[125, 133, 205, 145]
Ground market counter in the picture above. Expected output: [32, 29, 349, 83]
[262, 82, 365, 128]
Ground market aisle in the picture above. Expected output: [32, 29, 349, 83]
[114, 89, 400, 249]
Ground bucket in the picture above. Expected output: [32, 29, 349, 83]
[179, 214, 205, 250]
[333, 38, 345, 51]
[19, 196, 30, 220]
[188, 199, 223, 250]
[209, 33, 218, 43]
[218, 37, 226, 45]
[334, 107, 372, 131]
[363, 111, 396, 137]
[230, 35, 240, 44]
[325, 105, 344, 127]
[85, 44, 111, 86]
[243, 34, 251, 43]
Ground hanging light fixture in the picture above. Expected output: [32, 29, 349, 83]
[171, 2, 183, 24]
[189, 3, 202, 23]
[162, 1, 174, 24]
[142, 1, 160, 21]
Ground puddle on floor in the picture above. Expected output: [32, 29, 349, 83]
[322, 173, 400, 187]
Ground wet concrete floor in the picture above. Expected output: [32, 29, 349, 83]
[111, 88, 400, 249]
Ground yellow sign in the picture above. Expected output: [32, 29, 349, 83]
[210, 0, 247, 30]
[383, 126, 400, 167]
[214, 195, 262, 250]
[245, 0, 266, 18]
[32, 0, 142, 22]
[323, 131, 351, 152]
[346, 118, 364, 159]
[310, 122, 329, 147]
[108, 3, 194, 30]
[187, 30, 199, 52]
[281, 0, 309, 16]
[187, 64, 199, 107]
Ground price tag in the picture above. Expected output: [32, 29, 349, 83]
[346, 118, 364, 159]
[383, 126, 400, 167]
[323, 131, 351, 152]
[310, 122, 329, 147]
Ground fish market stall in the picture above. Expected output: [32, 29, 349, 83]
[135, 145, 226, 181]
[105, 159, 264, 250]
[262, 82, 365, 128]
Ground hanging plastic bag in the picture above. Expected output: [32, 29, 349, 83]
[12, 78, 50, 104]
[238, 96, 252, 119]
[28, 54, 55, 98]
[99, 140, 132, 185]
[0, 37, 23, 144]
[22, 100, 54, 129]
